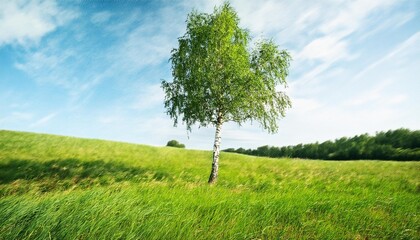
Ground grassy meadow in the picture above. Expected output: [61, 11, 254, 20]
[0, 130, 419, 239]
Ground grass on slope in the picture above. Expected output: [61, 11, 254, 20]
[0, 130, 419, 239]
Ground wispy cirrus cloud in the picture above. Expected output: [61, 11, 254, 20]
[15, 37, 105, 105]
[294, 0, 401, 66]
[91, 11, 113, 25]
[109, 5, 187, 73]
[131, 84, 164, 111]
[30, 112, 57, 128]
[14, 2, 186, 108]
[298, 36, 350, 62]
[354, 31, 420, 81]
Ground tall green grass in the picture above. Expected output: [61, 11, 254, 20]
[1, 130, 419, 239]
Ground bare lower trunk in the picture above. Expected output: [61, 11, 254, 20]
[208, 116, 222, 184]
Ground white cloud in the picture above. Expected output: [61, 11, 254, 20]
[346, 80, 393, 106]
[298, 36, 349, 62]
[354, 31, 420, 81]
[181, 0, 224, 13]
[91, 11, 112, 24]
[15, 47, 76, 87]
[111, 6, 185, 72]
[0, 0, 78, 47]
[291, 98, 322, 113]
[15, 23, 111, 105]
[234, 0, 289, 34]
[30, 112, 57, 128]
[388, 94, 408, 105]
[344, 80, 408, 108]
[291, 0, 403, 82]
[360, 11, 415, 40]
[15, 3, 183, 111]
[98, 116, 121, 125]
[319, 0, 398, 37]
[131, 84, 164, 111]
[118, 26, 172, 69]
[252, 29, 418, 149]
[103, 9, 141, 35]
[0, 112, 32, 125]
[12, 112, 33, 120]
[15, 42, 103, 105]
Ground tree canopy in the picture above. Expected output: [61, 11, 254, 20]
[162, 3, 291, 133]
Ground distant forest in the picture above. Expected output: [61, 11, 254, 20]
[224, 128, 420, 161]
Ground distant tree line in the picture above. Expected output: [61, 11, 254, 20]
[224, 128, 420, 161]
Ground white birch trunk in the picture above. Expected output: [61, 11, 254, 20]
[208, 117, 222, 184]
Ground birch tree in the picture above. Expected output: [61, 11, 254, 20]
[161, 3, 292, 184]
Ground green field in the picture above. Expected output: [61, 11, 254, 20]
[0, 130, 419, 239]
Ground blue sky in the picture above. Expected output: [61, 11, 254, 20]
[1, 0, 419, 150]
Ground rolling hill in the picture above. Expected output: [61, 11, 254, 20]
[0, 130, 419, 239]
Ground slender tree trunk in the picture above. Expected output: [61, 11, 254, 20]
[208, 116, 223, 184]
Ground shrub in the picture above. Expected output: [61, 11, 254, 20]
[166, 140, 185, 148]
